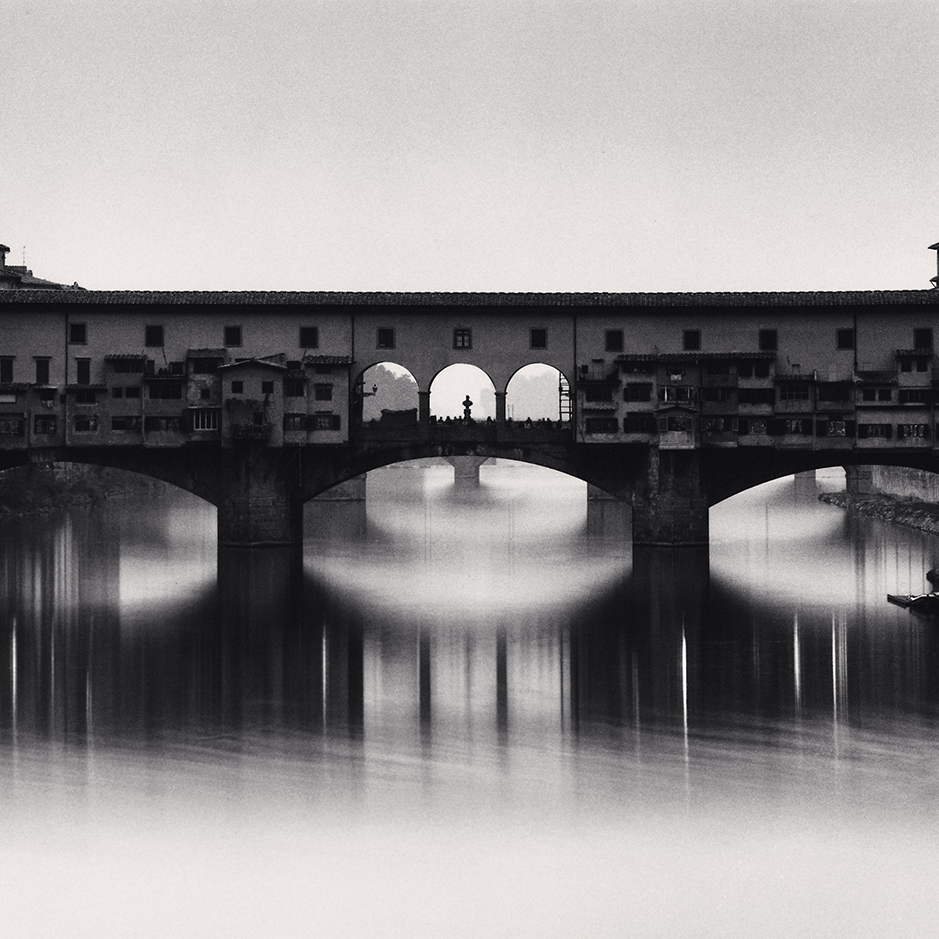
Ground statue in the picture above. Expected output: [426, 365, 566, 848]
[462, 395, 473, 420]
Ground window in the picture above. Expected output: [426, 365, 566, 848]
[145, 416, 182, 433]
[758, 329, 777, 351]
[148, 382, 183, 400]
[224, 325, 242, 347]
[836, 328, 854, 350]
[190, 358, 221, 374]
[783, 419, 811, 435]
[312, 413, 341, 430]
[231, 381, 244, 394]
[377, 328, 395, 349]
[300, 326, 319, 348]
[585, 386, 614, 403]
[35, 359, 50, 385]
[112, 387, 123, 399]
[530, 328, 547, 350]
[702, 416, 737, 433]
[700, 387, 734, 402]
[738, 388, 775, 405]
[0, 357, 12, 383]
[313, 365, 333, 375]
[284, 414, 306, 432]
[858, 423, 892, 439]
[113, 358, 145, 373]
[658, 416, 691, 433]
[34, 416, 56, 435]
[111, 416, 141, 432]
[623, 414, 655, 433]
[190, 410, 215, 432]
[125, 386, 140, 399]
[585, 417, 619, 434]
[314, 384, 333, 401]
[285, 379, 305, 397]
[898, 423, 929, 439]
[623, 383, 652, 402]
[605, 330, 624, 353]
[76, 359, 91, 385]
[779, 383, 810, 402]
[200, 388, 211, 400]
[706, 361, 730, 376]
[189, 409, 219, 432]
[75, 389, 97, 404]
[914, 328, 934, 350]
[879, 388, 892, 401]
[145, 325, 164, 347]
[659, 386, 694, 403]
[0, 417, 24, 436]
[261, 381, 274, 394]
[453, 328, 472, 350]
[754, 362, 770, 379]
[73, 414, 98, 432]
[899, 389, 932, 405]
[683, 329, 701, 351]
[69, 323, 87, 344]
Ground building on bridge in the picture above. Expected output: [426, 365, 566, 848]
[1, 242, 938, 547]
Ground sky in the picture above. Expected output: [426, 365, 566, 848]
[2, 1, 937, 293]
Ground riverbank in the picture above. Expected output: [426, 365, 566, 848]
[819, 491, 939, 537]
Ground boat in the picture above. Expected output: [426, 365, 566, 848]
[887, 592, 939, 613]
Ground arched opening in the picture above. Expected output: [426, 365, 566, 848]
[505, 363, 568, 422]
[429, 364, 495, 420]
[358, 362, 419, 424]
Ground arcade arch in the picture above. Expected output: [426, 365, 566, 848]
[429, 364, 496, 420]
[504, 363, 567, 422]
[358, 362, 419, 422]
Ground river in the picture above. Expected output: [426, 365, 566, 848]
[1, 463, 938, 937]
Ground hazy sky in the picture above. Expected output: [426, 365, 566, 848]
[3, 1, 937, 292]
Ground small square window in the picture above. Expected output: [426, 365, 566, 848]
[299, 326, 319, 348]
[530, 328, 547, 350]
[125, 386, 140, 399]
[145, 325, 164, 347]
[224, 325, 242, 347]
[683, 329, 701, 351]
[836, 328, 854, 350]
[314, 384, 333, 401]
[914, 328, 934, 350]
[453, 328, 472, 350]
[200, 388, 211, 400]
[758, 329, 777, 352]
[69, 323, 87, 344]
[377, 328, 395, 349]
[231, 380, 244, 394]
[0, 357, 12, 383]
[261, 381, 274, 394]
[112, 387, 123, 399]
[605, 330, 624, 353]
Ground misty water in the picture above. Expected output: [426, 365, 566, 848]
[3, 462, 939, 937]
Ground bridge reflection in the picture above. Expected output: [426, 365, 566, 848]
[3, 523, 939, 748]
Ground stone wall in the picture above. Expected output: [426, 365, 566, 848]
[871, 466, 939, 502]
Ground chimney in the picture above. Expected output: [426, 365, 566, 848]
[930, 241, 939, 289]
[0, 245, 8, 270]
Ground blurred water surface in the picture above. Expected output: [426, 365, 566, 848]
[2, 462, 939, 938]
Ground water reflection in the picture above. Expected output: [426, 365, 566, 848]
[4, 465, 939, 935]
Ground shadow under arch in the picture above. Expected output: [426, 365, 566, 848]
[504, 362, 570, 422]
[703, 448, 939, 508]
[0, 449, 219, 507]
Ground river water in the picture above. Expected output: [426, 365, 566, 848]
[2, 463, 939, 937]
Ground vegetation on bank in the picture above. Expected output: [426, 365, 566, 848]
[0, 464, 170, 518]
[819, 491, 939, 537]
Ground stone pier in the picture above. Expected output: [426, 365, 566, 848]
[631, 449, 709, 546]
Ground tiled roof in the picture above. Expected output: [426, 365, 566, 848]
[0, 289, 938, 308]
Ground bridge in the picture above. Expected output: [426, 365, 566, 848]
[2, 270, 939, 548]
